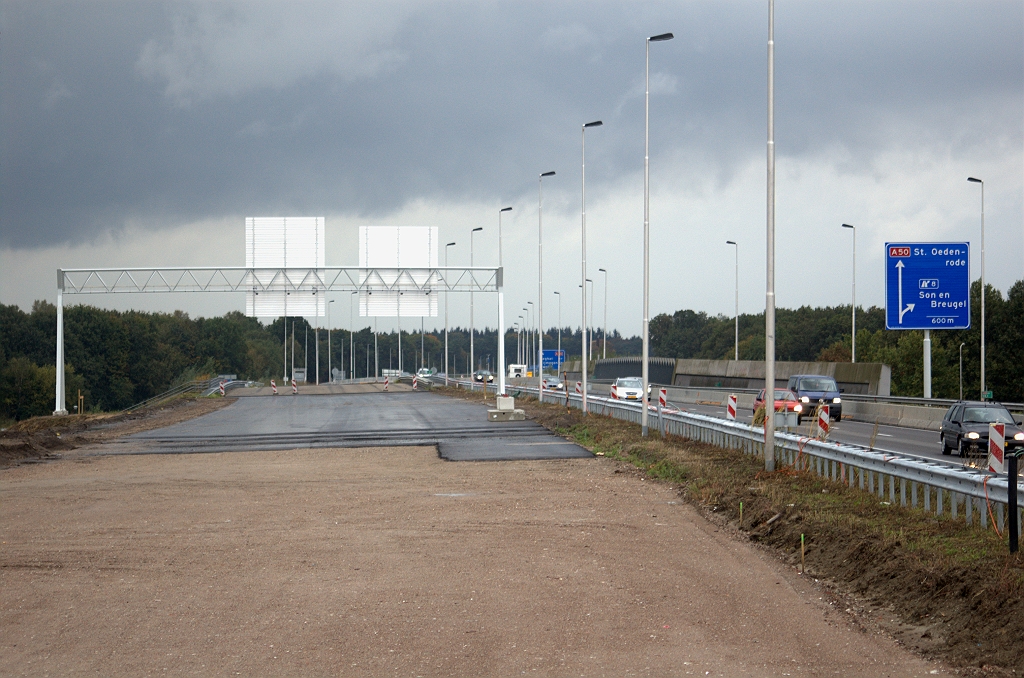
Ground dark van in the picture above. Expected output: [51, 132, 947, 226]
[786, 374, 842, 422]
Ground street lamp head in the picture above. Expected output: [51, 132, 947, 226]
[553, 290, 560, 295]
[841, 224, 854, 230]
[472, 227, 483, 232]
[726, 240, 736, 245]
[500, 207, 512, 212]
[967, 177, 983, 184]
[541, 171, 556, 177]
[649, 32, 674, 42]
[446, 241, 456, 247]
[599, 268, 606, 273]
[584, 120, 603, 128]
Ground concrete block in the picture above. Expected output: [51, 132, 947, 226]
[488, 408, 526, 422]
[496, 396, 515, 411]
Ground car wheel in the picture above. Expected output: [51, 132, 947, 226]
[940, 433, 952, 456]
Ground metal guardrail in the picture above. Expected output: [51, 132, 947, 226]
[439, 378, 1022, 537]
[200, 380, 253, 397]
[123, 379, 209, 412]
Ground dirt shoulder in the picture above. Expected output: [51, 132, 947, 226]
[0, 396, 234, 468]
[2, 443, 945, 676]
[438, 387, 1022, 675]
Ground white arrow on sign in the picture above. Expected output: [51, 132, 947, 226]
[896, 260, 915, 323]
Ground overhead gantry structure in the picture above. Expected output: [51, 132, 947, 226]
[53, 265, 501, 414]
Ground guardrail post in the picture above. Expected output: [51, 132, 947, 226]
[900, 478, 907, 506]
[911, 482, 918, 508]
[966, 495, 973, 526]
[924, 485, 931, 512]
[936, 488, 943, 516]
[1008, 453, 1019, 553]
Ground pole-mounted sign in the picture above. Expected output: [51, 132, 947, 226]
[885, 242, 970, 330]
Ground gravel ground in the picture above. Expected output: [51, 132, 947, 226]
[1, 445, 948, 677]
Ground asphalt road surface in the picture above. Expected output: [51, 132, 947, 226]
[109, 391, 592, 462]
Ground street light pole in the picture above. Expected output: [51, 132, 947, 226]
[642, 32, 673, 436]
[471, 227, 483, 385]
[498, 207, 512, 396]
[554, 291, 561, 376]
[842, 224, 856, 362]
[968, 177, 985, 399]
[350, 292, 356, 380]
[765, 0, 776, 471]
[527, 301, 535, 375]
[444, 241, 455, 386]
[328, 299, 334, 383]
[726, 241, 738, 360]
[580, 121, 603, 414]
[959, 342, 966, 400]
[518, 315, 525, 364]
[538, 171, 555, 400]
[586, 279, 593, 357]
[598, 268, 608, 359]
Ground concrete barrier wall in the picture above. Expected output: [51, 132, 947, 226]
[671, 359, 891, 396]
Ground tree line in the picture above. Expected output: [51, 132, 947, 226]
[1, 278, 1020, 422]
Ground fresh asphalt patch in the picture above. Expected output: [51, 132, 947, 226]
[103, 392, 592, 461]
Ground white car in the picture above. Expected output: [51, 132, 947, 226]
[541, 375, 565, 391]
[610, 377, 645, 401]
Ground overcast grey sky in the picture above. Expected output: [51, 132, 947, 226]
[2, 0, 1022, 335]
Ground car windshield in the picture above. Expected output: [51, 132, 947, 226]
[617, 378, 642, 388]
[963, 407, 1015, 424]
[797, 377, 838, 392]
[773, 389, 794, 400]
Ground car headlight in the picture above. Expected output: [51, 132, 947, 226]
[833, 397, 841, 404]
[967, 432, 980, 440]
[801, 396, 810, 403]
[794, 404, 802, 413]
[1015, 432, 1024, 441]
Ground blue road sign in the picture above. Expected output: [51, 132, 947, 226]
[885, 242, 970, 330]
[542, 349, 565, 368]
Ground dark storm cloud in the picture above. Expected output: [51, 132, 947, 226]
[1, 1, 1020, 248]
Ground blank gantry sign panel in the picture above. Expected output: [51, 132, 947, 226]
[245, 217, 326, 318]
[359, 226, 438, 318]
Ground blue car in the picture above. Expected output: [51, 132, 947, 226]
[786, 374, 842, 422]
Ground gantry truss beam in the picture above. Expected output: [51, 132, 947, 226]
[58, 266, 502, 295]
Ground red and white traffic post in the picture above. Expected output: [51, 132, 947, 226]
[271, 379, 277, 395]
[726, 394, 737, 421]
[219, 381, 225, 396]
[658, 388, 668, 438]
[413, 375, 418, 390]
[817, 405, 830, 439]
[291, 378, 297, 395]
[383, 376, 389, 392]
[988, 423, 1005, 474]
